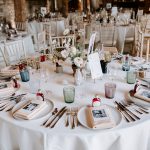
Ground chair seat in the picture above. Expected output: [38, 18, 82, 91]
[125, 37, 134, 42]
[103, 40, 117, 47]
[34, 43, 48, 52]
[103, 47, 118, 55]
[84, 39, 89, 45]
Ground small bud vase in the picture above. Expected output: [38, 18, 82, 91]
[74, 68, 83, 86]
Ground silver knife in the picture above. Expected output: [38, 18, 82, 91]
[46, 106, 67, 127]
[50, 109, 67, 128]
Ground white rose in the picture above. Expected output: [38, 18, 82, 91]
[61, 50, 69, 58]
[65, 43, 70, 49]
[74, 57, 84, 68]
[63, 29, 69, 36]
[65, 57, 72, 65]
[70, 46, 77, 56]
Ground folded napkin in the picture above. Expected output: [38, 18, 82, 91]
[13, 100, 47, 120]
[0, 66, 19, 76]
[88, 105, 115, 129]
[134, 88, 150, 102]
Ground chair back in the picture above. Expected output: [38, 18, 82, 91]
[50, 35, 75, 53]
[43, 23, 51, 44]
[135, 25, 144, 57]
[22, 35, 35, 56]
[16, 21, 27, 31]
[91, 22, 101, 43]
[4, 39, 26, 65]
[100, 26, 117, 47]
[0, 43, 7, 67]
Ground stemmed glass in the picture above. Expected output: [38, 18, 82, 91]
[107, 61, 118, 81]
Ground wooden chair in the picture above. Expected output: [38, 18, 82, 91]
[0, 43, 7, 68]
[43, 23, 51, 45]
[124, 26, 135, 55]
[34, 31, 47, 52]
[4, 39, 26, 65]
[135, 26, 150, 62]
[50, 35, 75, 53]
[15, 21, 27, 31]
[100, 26, 117, 47]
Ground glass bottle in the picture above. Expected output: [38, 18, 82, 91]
[122, 54, 130, 71]
[19, 63, 30, 82]
[99, 43, 104, 60]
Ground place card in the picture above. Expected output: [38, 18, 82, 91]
[88, 52, 103, 79]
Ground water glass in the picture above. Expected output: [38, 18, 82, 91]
[105, 83, 116, 99]
[29, 78, 40, 94]
[127, 71, 136, 84]
[63, 86, 75, 103]
[20, 69, 30, 82]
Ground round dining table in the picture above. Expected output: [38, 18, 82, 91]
[0, 61, 150, 150]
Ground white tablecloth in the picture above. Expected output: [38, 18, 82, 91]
[27, 21, 43, 34]
[0, 62, 150, 150]
[27, 20, 65, 36]
[50, 20, 65, 36]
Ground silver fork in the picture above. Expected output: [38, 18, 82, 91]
[75, 107, 79, 126]
[71, 108, 76, 129]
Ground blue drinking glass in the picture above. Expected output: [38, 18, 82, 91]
[20, 69, 30, 82]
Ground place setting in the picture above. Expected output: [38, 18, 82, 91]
[11, 93, 54, 121]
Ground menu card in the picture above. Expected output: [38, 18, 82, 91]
[88, 105, 115, 129]
[88, 52, 103, 79]
[13, 100, 47, 120]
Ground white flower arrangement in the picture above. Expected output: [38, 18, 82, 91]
[61, 46, 87, 68]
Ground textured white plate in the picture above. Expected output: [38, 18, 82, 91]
[77, 105, 122, 130]
[11, 94, 54, 120]
[127, 91, 150, 107]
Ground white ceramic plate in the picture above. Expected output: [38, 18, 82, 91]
[0, 83, 20, 98]
[127, 91, 150, 107]
[0, 66, 19, 77]
[77, 105, 122, 130]
[11, 94, 54, 120]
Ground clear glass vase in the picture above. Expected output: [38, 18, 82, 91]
[74, 68, 83, 86]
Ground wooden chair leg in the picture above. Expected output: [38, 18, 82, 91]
[146, 38, 150, 62]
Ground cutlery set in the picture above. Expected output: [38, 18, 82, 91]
[0, 94, 26, 112]
[65, 107, 79, 129]
[42, 107, 79, 129]
[115, 101, 149, 123]
[42, 106, 67, 128]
